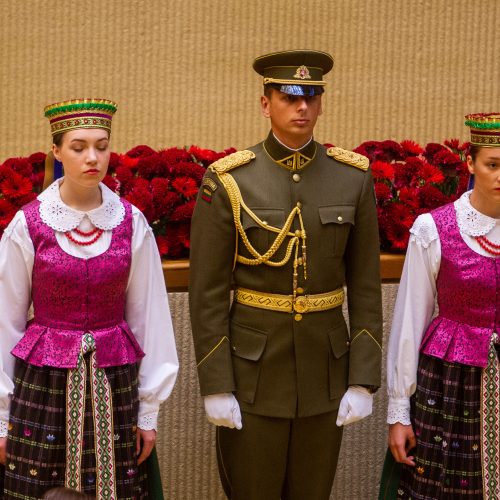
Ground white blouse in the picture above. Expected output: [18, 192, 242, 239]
[0, 180, 179, 436]
[387, 190, 500, 425]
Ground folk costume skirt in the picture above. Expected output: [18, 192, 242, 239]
[394, 349, 500, 500]
[1, 357, 152, 500]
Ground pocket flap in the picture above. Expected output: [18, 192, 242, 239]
[241, 208, 285, 230]
[328, 323, 350, 358]
[319, 205, 355, 225]
[230, 322, 268, 361]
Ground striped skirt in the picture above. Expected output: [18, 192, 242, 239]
[396, 353, 484, 499]
[1, 358, 150, 499]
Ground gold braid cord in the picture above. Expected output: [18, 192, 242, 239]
[327, 147, 369, 171]
[216, 170, 308, 296]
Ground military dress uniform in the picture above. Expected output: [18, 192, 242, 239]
[189, 51, 382, 500]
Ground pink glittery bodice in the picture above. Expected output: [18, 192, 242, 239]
[12, 199, 145, 368]
[420, 202, 499, 367]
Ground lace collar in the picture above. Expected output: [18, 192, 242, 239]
[38, 179, 125, 232]
[455, 190, 497, 237]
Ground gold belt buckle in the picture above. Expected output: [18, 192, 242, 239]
[293, 296, 309, 313]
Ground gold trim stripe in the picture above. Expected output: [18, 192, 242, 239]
[350, 328, 382, 351]
[234, 287, 344, 314]
[197, 336, 230, 367]
[262, 77, 326, 86]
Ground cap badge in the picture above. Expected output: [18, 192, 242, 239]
[294, 65, 311, 80]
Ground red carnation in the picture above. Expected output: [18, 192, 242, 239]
[3, 157, 33, 178]
[102, 175, 119, 193]
[125, 185, 155, 222]
[160, 147, 191, 165]
[156, 191, 181, 218]
[155, 234, 170, 259]
[393, 160, 418, 189]
[384, 220, 411, 251]
[136, 154, 169, 180]
[151, 177, 170, 198]
[423, 143, 448, 164]
[371, 161, 394, 181]
[115, 165, 135, 186]
[0, 198, 17, 227]
[170, 200, 196, 221]
[432, 149, 463, 170]
[398, 186, 420, 209]
[169, 162, 206, 183]
[28, 152, 46, 173]
[171, 176, 199, 199]
[126, 145, 157, 158]
[419, 184, 449, 208]
[107, 152, 121, 175]
[400, 140, 424, 157]
[31, 171, 45, 190]
[119, 154, 139, 170]
[1, 170, 34, 201]
[416, 162, 445, 185]
[374, 182, 392, 203]
[444, 138, 460, 150]
[188, 146, 218, 164]
[176, 223, 191, 249]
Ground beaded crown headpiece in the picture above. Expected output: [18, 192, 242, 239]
[44, 98, 117, 137]
[464, 113, 500, 147]
[42, 98, 117, 189]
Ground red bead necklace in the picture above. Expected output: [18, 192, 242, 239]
[475, 235, 500, 256]
[65, 227, 104, 246]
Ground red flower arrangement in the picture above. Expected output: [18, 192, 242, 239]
[0, 140, 469, 256]
[354, 139, 470, 251]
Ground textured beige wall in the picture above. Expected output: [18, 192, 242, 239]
[1, 0, 499, 161]
[159, 287, 398, 500]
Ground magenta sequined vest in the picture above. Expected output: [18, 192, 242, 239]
[420, 202, 500, 367]
[12, 199, 145, 368]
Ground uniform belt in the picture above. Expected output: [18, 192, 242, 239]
[234, 287, 344, 313]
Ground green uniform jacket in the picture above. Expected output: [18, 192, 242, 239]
[189, 133, 382, 418]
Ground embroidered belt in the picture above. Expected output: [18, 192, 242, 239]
[65, 333, 117, 499]
[234, 287, 344, 313]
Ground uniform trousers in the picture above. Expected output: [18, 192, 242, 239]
[216, 410, 343, 500]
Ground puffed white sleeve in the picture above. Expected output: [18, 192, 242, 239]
[386, 213, 441, 425]
[0, 212, 34, 437]
[125, 208, 179, 431]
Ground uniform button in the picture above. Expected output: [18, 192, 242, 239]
[337, 215, 343, 222]
[294, 313, 303, 322]
[296, 287, 304, 294]
[297, 258, 303, 266]
[292, 173, 301, 182]
[232, 345, 237, 352]
[346, 341, 350, 346]
[295, 230, 301, 237]
[262, 220, 268, 225]
[297, 201, 302, 208]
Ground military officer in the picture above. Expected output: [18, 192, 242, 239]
[189, 49, 383, 500]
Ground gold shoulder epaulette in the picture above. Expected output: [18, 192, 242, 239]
[327, 147, 369, 171]
[209, 150, 256, 174]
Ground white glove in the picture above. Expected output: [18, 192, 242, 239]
[203, 393, 243, 429]
[336, 385, 373, 426]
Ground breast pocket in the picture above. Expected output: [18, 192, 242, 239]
[230, 321, 268, 404]
[319, 205, 355, 257]
[240, 208, 285, 256]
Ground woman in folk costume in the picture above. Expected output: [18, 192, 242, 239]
[0, 99, 179, 499]
[384, 113, 500, 499]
